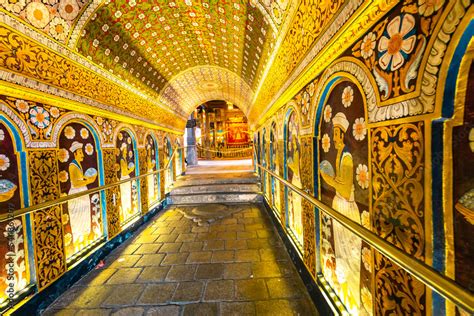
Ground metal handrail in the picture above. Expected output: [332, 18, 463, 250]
[1, 146, 182, 222]
[255, 160, 474, 313]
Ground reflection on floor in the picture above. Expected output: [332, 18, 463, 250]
[43, 203, 318, 315]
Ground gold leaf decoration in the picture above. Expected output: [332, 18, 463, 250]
[29, 150, 66, 289]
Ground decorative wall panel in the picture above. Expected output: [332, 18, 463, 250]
[29, 150, 66, 289]
[374, 251, 425, 315]
[145, 134, 159, 209]
[278, 140, 285, 223]
[285, 109, 304, 249]
[138, 148, 148, 215]
[300, 136, 316, 276]
[57, 122, 103, 261]
[116, 129, 139, 226]
[451, 57, 474, 296]
[0, 26, 184, 130]
[269, 123, 280, 214]
[371, 122, 425, 258]
[103, 148, 120, 239]
[0, 122, 29, 304]
[317, 80, 370, 314]
[158, 148, 165, 201]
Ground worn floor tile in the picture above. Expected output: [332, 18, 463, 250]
[110, 307, 145, 316]
[137, 283, 177, 305]
[235, 279, 269, 300]
[211, 250, 235, 263]
[161, 252, 189, 265]
[204, 280, 234, 301]
[195, 263, 225, 279]
[101, 284, 145, 307]
[106, 268, 142, 284]
[134, 243, 162, 254]
[145, 305, 181, 316]
[76, 309, 111, 316]
[171, 281, 204, 303]
[220, 302, 256, 315]
[186, 251, 212, 263]
[134, 253, 165, 266]
[44, 203, 317, 316]
[158, 242, 182, 253]
[255, 299, 294, 316]
[266, 278, 304, 299]
[182, 303, 218, 316]
[223, 262, 252, 279]
[166, 264, 197, 281]
[136, 266, 170, 283]
[180, 241, 204, 252]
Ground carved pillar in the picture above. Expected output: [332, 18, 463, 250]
[29, 150, 66, 290]
[300, 136, 316, 277]
[103, 148, 120, 239]
[138, 148, 149, 214]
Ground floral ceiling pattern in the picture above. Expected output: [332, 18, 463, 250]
[0, 0, 360, 124]
[75, 0, 282, 112]
[0, 0, 297, 119]
[160, 66, 254, 115]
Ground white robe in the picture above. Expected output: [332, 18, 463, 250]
[331, 151, 361, 311]
[68, 162, 91, 240]
[120, 159, 133, 221]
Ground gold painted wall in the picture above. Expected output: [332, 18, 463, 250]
[0, 91, 184, 310]
[255, 1, 473, 315]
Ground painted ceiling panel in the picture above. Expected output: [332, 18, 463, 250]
[248, 0, 346, 122]
[74, 0, 279, 110]
[159, 66, 253, 115]
[1, 0, 360, 127]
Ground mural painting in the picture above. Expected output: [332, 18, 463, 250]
[116, 130, 139, 225]
[164, 136, 173, 194]
[175, 139, 182, 177]
[226, 122, 249, 144]
[317, 80, 371, 315]
[270, 123, 281, 216]
[262, 129, 267, 200]
[453, 63, 474, 296]
[58, 122, 103, 261]
[285, 110, 304, 248]
[0, 122, 29, 306]
[145, 134, 159, 207]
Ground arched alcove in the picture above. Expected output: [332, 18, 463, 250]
[283, 106, 304, 252]
[57, 120, 105, 263]
[0, 116, 34, 307]
[144, 133, 160, 207]
[313, 75, 370, 315]
[116, 128, 140, 226]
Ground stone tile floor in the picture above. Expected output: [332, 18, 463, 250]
[43, 203, 319, 316]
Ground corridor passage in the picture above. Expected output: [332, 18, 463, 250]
[43, 160, 318, 316]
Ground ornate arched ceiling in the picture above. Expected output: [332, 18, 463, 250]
[1, 0, 363, 129]
[159, 66, 253, 115]
[73, 0, 292, 114]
